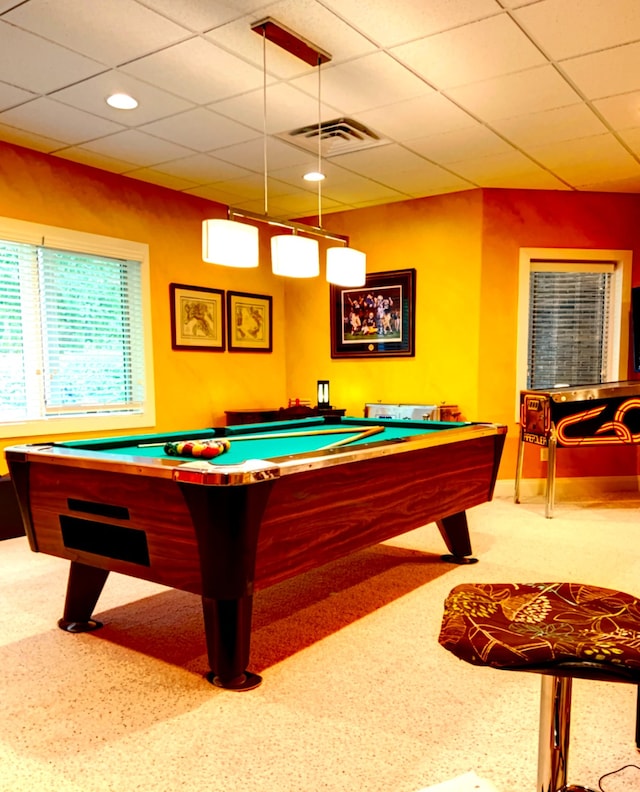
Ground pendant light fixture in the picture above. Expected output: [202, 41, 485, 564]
[202, 217, 259, 268]
[326, 246, 367, 286]
[219, 17, 366, 284]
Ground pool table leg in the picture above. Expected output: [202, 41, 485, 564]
[436, 511, 478, 565]
[179, 481, 274, 691]
[202, 595, 262, 691]
[58, 561, 109, 632]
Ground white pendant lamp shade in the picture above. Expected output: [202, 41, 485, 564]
[326, 247, 366, 287]
[202, 219, 259, 268]
[271, 234, 319, 278]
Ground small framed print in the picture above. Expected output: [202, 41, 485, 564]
[227, 291, 273, 353]
[330, 268, 416, 358]
[170, 283, 225, 351]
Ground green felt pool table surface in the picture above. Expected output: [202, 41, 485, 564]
[57, 416, 469, 468]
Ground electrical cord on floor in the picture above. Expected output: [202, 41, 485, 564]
[598, 763, 640, 790]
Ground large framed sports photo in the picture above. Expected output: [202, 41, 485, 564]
[330, 268, 416, 358]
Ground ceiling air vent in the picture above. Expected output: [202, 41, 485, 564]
[277, 117, 387, 157]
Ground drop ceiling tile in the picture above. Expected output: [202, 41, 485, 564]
[497, 0, 540, 6]
[50, 71, 196, 125]
[448, 149, 569, 189]
[578, 174, 640, 192]
[617, 127, 640, 156]
[513, 0, 640, 60]
[391, 15, 546, 90]
[79, 129, 196, 166]
[54, 147, 137, 173]
[4, 0, 192, 65]
[347, 195, 410, 210]
[490, 104, 609, 147]
[210, 84, 339, 135]
[328, 143, 439, 178]
[355, 94, 476, 142]
[560, 43, 640, 101]
[205, 0, 376, 76]
[447, 65, 581, 120]
[197, 172, 266, 201]
[213, 137, 314, 171]
[183, 183, 249, 205]
[0, 122, 65, 153]
[121, 37, 265, 105]
[405, 126, 514, 164]
[0, 20, 105, 94]
[262, 189, 343, 216]
[151, 154, 256, 184]
[319, 0, 502, 47]
[269, 159, 362, 190]
[593, 91, 640, 130]
[0, 81, 34, 111]
[528, 134, 640, 183]
[210, 172, 320, 210]
[122, 167, 200, 191]
[131, 0, 270, 32]
[376, 165, 473, 196]
[0, 97, 124, 145]
[290, 52, 433, 116]
[140, 108, 259, 152]
[321, 177, 408, 205]
[485, 170, 570, 191]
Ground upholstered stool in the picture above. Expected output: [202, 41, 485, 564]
[439, 582, 640, 792]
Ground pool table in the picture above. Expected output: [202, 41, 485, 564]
[6, 416, 506, 690]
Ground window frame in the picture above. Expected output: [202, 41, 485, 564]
[515, 247, 632, 418]
[0, 217, 155, 438]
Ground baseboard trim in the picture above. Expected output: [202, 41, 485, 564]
[495, 476, 640, 501]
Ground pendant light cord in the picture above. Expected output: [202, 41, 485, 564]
[317, 56, 322, 228]
[262, 27, 268, 217]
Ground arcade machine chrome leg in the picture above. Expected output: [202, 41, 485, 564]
[514, 429, 525, 504]
[545, 435, 557, 519]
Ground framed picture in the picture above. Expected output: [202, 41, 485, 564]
[227, 291, 273, 353]
[170, 283, 225, 351]
[330, 268, 416, 358]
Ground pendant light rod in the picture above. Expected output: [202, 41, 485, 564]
[228, 208, 348, 244]
[251, 17, 331, 66]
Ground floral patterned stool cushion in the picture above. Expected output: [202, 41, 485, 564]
[439, 582, 640, 792]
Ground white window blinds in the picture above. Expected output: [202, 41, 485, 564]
[527, 263, 613, 389]
[0, 237, 148, 427]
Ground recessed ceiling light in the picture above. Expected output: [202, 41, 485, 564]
[106, 93, 138, 110]
[303, 171, 325, 182]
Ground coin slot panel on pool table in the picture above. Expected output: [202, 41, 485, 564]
[59, 515, 150, 566]
[67, 498, 130, 521]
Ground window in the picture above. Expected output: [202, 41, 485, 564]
[516, 248, 632, 406]
[0, 218, 155, 438]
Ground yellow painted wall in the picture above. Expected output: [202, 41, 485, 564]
[285, 191, 485, 419]
[0, 142, 290, 470]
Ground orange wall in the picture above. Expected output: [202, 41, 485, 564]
[480, 189, 640, 477]
[3, 140, 640, 482]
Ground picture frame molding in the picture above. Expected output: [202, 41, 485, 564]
[169, 282, 225, 352]
[227, 290, 273, 353]
[330, 268, 416, 358]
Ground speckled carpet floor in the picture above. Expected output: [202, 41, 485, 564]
[1, 483, 640, 792]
